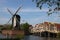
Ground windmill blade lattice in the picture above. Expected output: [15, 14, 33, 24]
[15, 5, 22, 14]
[7, 8, 13, 15]
[6, 17, 12, 25]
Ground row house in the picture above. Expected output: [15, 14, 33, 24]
[44, 22, 57, 33]
[32, 22, 60, 33]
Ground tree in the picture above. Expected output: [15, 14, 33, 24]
[1, 24, 12, 30]
[32, 0, 60, 16]
[20, 22, 30, 35]
[0, 25, 4, 30]
[20, 22, 30, 31]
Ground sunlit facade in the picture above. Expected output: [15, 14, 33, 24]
[32, 22, 60, 33]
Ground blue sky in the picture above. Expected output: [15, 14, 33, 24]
[0, 0, 60, 25]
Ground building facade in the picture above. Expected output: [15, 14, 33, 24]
[31, 22, 60, 33]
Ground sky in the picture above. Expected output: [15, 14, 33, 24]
[0, 0, 60, 26]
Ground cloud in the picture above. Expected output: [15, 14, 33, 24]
[1, 7, 60, 25]
[0, 7, 16, 15]
[21, 8, 48, 13]
[21, 14, 60, 26]
[0, 7, 48, 13]
[0, 7, 49, 15]
[0, 17, 11, 24]
[0, 8, 7, 12]
[21, 16, 46, 25]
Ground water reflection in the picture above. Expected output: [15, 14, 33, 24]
[23, 35, 60, 40]
[0, 34, 60, 40]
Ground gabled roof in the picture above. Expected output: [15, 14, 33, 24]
[35, 22, 60, 30]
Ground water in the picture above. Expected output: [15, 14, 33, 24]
[0, 34, 60, 40]
[23, 35, 60, 40]
[0, 34, 7, 39]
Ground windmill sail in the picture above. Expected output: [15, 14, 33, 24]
[7, 8, 13, 15]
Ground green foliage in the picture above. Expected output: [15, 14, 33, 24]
[1, 24, 13, 30]
[6, 25, 12, 30]
[0, 25, 4, 30]
[20, 22, 30, 31]
[32, 0, 60, 16]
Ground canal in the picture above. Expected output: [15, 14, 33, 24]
[0, 34, 60, 40]
[23, 35, 60, 40]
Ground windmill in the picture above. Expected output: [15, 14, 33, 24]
[6, 5, 22, 30]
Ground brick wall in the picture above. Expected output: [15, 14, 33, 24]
[2, 30, 24, 36]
